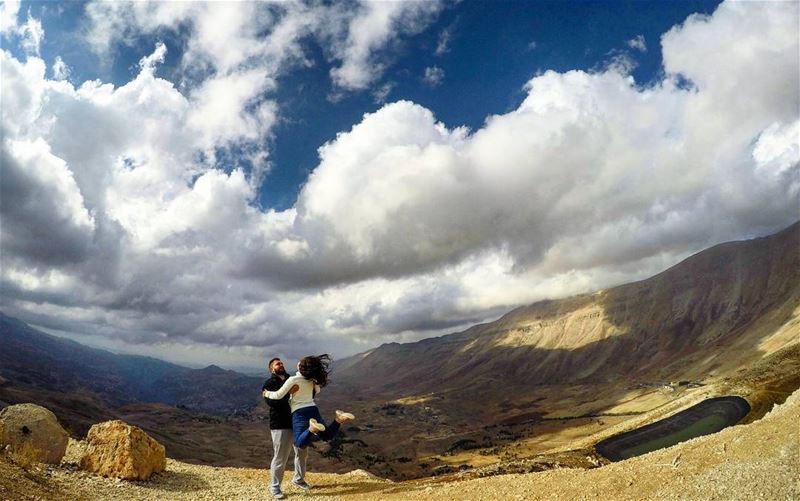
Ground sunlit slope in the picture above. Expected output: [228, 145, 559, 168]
[335, 222, 800, 394]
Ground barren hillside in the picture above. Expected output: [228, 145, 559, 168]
[3, 386, 798, 501]
[335, 222, 799, 393]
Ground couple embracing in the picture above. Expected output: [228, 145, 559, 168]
[262, 354, 355, 499]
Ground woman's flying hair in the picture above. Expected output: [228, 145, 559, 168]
[298, 354, 332, 387]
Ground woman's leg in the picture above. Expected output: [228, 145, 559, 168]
[293, 406, 322, 449]
[318, 413, 341, 442]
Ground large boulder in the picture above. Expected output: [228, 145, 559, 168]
[79, 420, 166, 480]
[0, 403, 69, 464]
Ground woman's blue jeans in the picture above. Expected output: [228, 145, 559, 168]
[292, 406, 341, 449]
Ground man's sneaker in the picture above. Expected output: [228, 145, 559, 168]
[292, 479, 312, 490]
[335, 410, 355, 423]
[309, 418, 326, 433]
[271, 490, 286, 500]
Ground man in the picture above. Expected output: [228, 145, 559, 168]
[263, 357, 310, 499]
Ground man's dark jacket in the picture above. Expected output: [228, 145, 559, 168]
[262, 374, 292, 430]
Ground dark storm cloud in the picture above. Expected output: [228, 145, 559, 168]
[0, 145, 93, 266]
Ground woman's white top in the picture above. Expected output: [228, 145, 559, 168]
[265, 372, 321, 413]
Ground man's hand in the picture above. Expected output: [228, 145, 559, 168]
[289, 384, 300, 395]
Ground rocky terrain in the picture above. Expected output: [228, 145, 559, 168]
[1, 386, 798, 501]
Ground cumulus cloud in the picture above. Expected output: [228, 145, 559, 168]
[242, 1, 798, 299]
[0, 137, 95, 265]
[1, 1, 798, 368]
[423, 65, 445, 87]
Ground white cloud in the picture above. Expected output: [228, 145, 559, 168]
[603, 51, 637, 75]
[1, 1, 798, 368]
[1, 6, 43, 56]
[84, 0, 445, 95]
[329, 0, 444, 90]
[435, 25, 452, 56]
[81, 1, 312, 159]
[0, 0, 20, 35]
[51, 56, 70, 81]
[185, 69, 277, 155]
[626, 34, 647, 52]
[250, 0, 797, 291]
[138, 41, 167, 72]
[423, 65, 445, 87]
[753, 120, 800, 179]
[0, 50, 46, 137]
[372, 81, 395, 104]
[1, 137, 95, 265]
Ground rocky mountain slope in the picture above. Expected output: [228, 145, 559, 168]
[334, 221, 799, 395]
[3, 386, 798, 501]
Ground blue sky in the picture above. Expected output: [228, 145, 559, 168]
[1, 0, 797, 369]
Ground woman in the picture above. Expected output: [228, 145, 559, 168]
[263, 354, 355, 448]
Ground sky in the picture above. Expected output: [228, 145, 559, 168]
[1, 0, 798, 371]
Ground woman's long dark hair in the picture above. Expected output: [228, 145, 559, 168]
[298, 354, 332, 387]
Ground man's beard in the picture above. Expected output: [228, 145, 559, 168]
[274, 367, 288, 377]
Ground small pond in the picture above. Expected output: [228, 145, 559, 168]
[595, 396, 751, 461]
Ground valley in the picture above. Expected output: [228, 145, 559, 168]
[1, 222, 798, 482]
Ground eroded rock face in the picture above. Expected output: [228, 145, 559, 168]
[0, 403, 69, 464]
[80, 420, 166, 480]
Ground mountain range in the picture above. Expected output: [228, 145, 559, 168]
[0, 314, 264, 416]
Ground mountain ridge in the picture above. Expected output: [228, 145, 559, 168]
[332, 221, 800, 394]
[0, 313, 264, 415]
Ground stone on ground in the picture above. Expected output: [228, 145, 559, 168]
[79, 420, 166, 480]
[0, 403, 69, 464]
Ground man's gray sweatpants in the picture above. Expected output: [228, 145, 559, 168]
[270, 429, 307, 493]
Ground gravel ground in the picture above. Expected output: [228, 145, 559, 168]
[3, 389, 798, 501]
